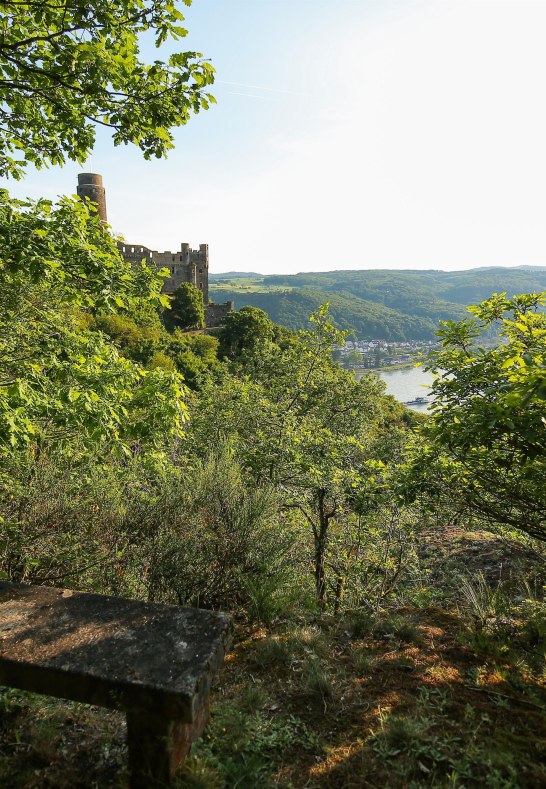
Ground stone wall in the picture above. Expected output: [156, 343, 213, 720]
[76, 173, 230, 327]
[205, 301, 234, 328]
[117, 241, 208, 300]
[117, 241, 232, 327]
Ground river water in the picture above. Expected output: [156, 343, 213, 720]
[356, 366, 435, 412]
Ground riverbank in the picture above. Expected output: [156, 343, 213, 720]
[348, 362, 417, 373]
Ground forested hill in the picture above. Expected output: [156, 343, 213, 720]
[209, 266, 546, 340]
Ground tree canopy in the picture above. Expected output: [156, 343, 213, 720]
[0, 1, 217, 457]
[0, 192, 188, 459]
[218, 306, 275, 359]
[171, 282, 205, 330]
[415, 292, 546, 541]
[0, 0, 215, 178]
[189, 306, 400, 606]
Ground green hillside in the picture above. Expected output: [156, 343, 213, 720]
[210, 267, 546, 339]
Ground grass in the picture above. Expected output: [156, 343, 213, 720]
[344, 609, 375, 639]
[372, 614, 422, 644]
[350, 645, 377, 676]
[0, 691, 128, 788]
[3, 528, 546, 787]
[249, 635, 298, 672]
[299, 658, 334, 705]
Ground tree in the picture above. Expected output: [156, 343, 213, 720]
[171, 282, 205, 330]
[188, 307, 391, 608]
[0, 0, 215, 456]
[345, 349, 363, 367]
[218, 306, 275, 360]
[417, 292, 546, 541]
[0, 192, 188, 459]
[0, 0, 215, 178]
[167, 331, 220, 389]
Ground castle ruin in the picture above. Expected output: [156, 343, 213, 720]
[76, 173, 233, 327]
[118, 241, 210, 303]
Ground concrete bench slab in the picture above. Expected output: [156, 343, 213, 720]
[0, 581, 232, 787]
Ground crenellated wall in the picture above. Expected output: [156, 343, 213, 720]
[78, 174, 232, 326]
[116, 241, 208, 301]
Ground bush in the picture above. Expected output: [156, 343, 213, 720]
[0, 455, 142, 595]
[145, 444, 301, 612]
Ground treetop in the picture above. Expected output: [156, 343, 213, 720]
[0, 0, 216, 178]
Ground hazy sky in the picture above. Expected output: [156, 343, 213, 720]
[4, 0, 546, 274]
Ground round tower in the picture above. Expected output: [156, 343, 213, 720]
[77, 173, 107, 222]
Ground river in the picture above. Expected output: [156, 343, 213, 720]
[356, 365, 435, 412]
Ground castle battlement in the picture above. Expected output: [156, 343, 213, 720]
[116, 241, 209, 300]
[77, 173, 232, 326]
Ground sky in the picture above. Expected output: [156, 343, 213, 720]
[4, 0, 546, 274]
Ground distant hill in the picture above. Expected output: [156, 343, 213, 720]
[209, 272, 263, 280]
[209, 267, 546, 340]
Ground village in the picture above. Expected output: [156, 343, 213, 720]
[334, 338, 437, 370]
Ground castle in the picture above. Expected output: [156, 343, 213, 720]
[76, 173, 233, 327]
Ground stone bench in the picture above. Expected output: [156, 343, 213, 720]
[0, 581, 231, 787]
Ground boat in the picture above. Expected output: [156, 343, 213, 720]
[404, 396, 429, 406]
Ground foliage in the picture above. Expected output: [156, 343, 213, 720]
[95, 309, 220, 388]
[217, 305, 275, 359]
[0, 190, 166, 309]
[6, 16, 544, 765]
[421, 292, 546, 541]
[143, 444, 302, 614]
[185, 701, 319, 789]
[211, 286, 442, 341]
[95, 312, 162, 350]
[0, 456, 132, 588]
[325, 504, 419, 613]
[0, 192, 187, 457]
[457, 572, 510, 632]
[0, 445, 303, 620]
[370, 685, 522, 787]
[0, 0, 215, 178]
[188, 306, 406, 608]
[4, 278, 546, 787]
[170, 282, 206, 330]
[167, 332, 220, 388]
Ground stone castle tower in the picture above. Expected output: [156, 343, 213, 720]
[77, 173, 107, 223]
[77, 173, 232, 326]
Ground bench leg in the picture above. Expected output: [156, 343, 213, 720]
[126, 703, 209, 788]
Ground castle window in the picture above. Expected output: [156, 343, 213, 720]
[180, 255, 183, 261]
[149, 252, 152, 259]
[172, 255, 175, 262]
[131, 247, 134, 253]
[122, 246, 126, 253]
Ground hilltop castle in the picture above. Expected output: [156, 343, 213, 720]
[76, 173, 233, 326]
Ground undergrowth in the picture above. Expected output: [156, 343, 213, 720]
[3, 529, 546, 787]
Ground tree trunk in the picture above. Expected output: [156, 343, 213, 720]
[333, 575, 345, 616]
[314, 489, 329, 611]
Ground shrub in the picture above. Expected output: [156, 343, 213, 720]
[145, 444, 301, 612]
